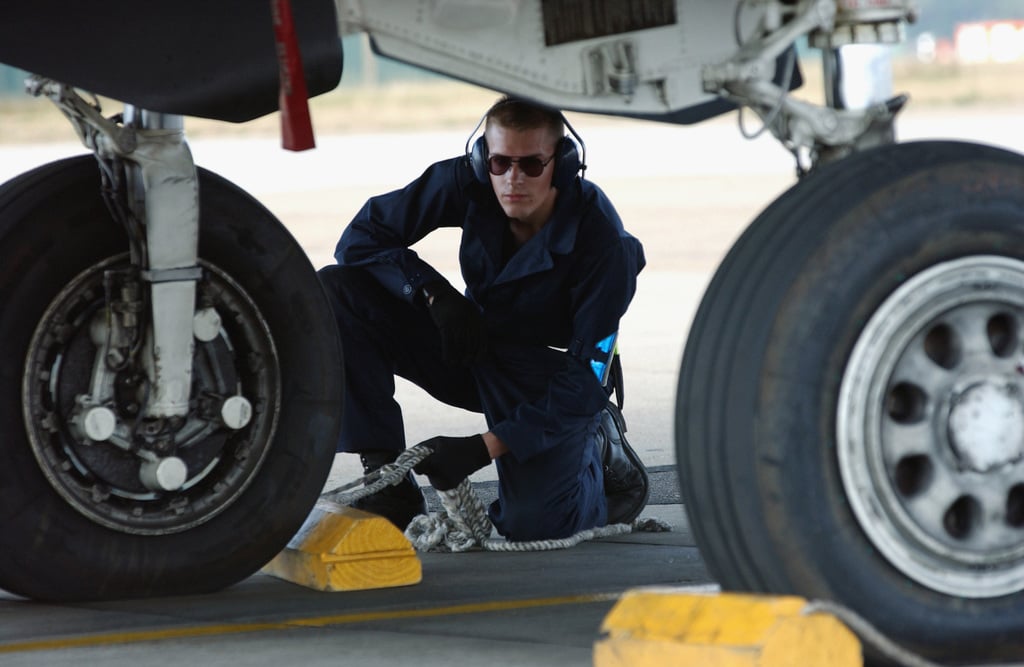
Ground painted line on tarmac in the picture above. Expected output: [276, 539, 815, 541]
[0, 592, 620, 655]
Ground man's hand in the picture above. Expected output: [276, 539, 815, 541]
[413, 434, 492, 491]
[423, 281, 487, 365]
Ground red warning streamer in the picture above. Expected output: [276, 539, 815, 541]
[272, 0, 316, 151]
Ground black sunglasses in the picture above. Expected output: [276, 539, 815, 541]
[487, 154, 555, 177]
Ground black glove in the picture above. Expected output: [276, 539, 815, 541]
[423, 281, 487, 365]
[413, 434, 492, 491]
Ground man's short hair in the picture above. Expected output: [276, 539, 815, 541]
[485, 96, 564, 143]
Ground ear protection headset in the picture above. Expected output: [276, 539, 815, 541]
[465, 98, 587, 191]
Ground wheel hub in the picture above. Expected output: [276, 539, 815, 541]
[838, 255, 1024, 598]
[948, 381, 1024, 473]
[22, 255, 280, 535]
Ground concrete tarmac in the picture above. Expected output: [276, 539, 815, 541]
[0, 496, 702, 667]
[1, 105, 1022, 665]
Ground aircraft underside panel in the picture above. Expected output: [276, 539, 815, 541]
[0, 0, 343, 123]
[337, 0, 758, 123]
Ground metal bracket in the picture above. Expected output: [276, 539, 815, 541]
[702, 0, 915, 173]
[26, 76, 137, 157]
[141, 267, 204, 283]
[585, 40, 639, 98]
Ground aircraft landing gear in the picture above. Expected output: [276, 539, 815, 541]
[676, 140, 1024, 663]
[0, 156, 341, 600]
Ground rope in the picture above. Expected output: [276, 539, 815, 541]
[802, 600, 1004, 667]
[321, 445, 433, 506]
[322, 443, 671, 553]
[328, 454, 1000, 665]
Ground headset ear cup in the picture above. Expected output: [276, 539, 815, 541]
[470, 135, 490, 184]
[552, 136, 580, 191]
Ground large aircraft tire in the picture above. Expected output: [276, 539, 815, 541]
[0, 156, 342, 601]
[676, 140, 1024, 661]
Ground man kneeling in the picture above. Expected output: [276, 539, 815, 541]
[318, 97, 646, 540]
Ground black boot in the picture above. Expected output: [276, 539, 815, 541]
[351, 450, 427, 531]
[596, 404, 649, 525]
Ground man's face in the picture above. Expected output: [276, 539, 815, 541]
[485, 123, 559, 230]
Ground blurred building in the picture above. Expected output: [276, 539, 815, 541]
[955, 20, 1024, 63]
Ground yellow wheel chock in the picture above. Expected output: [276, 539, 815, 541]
[262, 500, 422, 592]
[595, 588, 862, 667]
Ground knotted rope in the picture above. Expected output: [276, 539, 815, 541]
[801, 600, 1000, 667]
[321, 443, 670, 553]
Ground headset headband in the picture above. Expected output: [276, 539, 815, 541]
[465, 100, 588, 178]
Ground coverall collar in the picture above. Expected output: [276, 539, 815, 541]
[490, 182, 582, 286]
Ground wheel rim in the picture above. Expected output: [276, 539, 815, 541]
[22, 255, 280, 535]
[838, 255, 1024, 598]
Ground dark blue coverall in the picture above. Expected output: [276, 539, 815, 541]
[320, 156, 645, 541]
